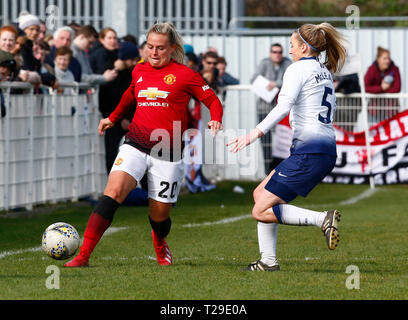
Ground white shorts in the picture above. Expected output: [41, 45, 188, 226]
[111, 144, 184, 203]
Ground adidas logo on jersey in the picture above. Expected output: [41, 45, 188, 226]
[137, 76, 143, 83]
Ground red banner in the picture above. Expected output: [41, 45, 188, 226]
[327, 109, 408, 185]
[273, 110, 408, 185]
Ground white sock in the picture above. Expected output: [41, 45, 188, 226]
[257, 222, 279, 266]
[273, 204, 326, 227]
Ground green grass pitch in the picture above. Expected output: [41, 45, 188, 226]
[1, 181, 407, 300]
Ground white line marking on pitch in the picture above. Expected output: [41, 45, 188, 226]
[182, 214, 252, 228]
[182, 188, 378, 227]
[0, 188, 377, 258]
[304, 187, 379, 209]
[0, 226, 127, 260]
[338, 187, 378, 205]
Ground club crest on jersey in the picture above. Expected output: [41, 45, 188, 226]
[138, 87, 170, 100]
[163, 74, 176, 85]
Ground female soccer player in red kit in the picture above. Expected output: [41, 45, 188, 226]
[65, 22, 223, 267]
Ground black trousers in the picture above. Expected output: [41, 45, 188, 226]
[104, 123, 126, 175]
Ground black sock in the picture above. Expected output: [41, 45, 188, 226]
[94, 195, 120, 222]
[149, 216, 172, 238]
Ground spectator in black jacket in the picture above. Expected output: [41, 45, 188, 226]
[18, 12, 41, 72]
[89, 27, 123, 174]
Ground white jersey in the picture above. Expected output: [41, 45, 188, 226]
[256, 56, 337, 156]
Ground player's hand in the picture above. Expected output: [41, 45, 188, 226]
[226, 128, 263, 153]
[98, 118, 114, 136]
[208, 120, 223, 137]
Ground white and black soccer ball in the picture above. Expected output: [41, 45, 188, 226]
[42, 222, 80, 260]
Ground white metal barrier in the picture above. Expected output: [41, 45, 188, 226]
[0, 82, 106, 211]
[2, 83, 408, 210]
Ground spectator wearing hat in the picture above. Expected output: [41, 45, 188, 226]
[114, 41, 140, 71]
[0, 19, 41, 87]
[18, 12, 41, 72]
[183, 44, 194, 55]
[18, 12, 40, 41]
[0, 50, 18, 81]
[72, 25, 117, 85]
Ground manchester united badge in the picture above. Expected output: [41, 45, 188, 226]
[164, 74, 176, 85]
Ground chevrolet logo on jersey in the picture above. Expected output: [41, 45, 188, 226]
[138, 87, 170, 100]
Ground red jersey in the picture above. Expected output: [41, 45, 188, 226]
[109, 60, 223, 161]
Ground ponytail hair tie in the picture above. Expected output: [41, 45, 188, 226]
[297, 28, 318, 52]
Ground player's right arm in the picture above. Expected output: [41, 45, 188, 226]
[98, 118, 114, 135]
[227, 64, 302, 153]
[256, 64, 302, 134]
[98, 84, 136, 135]
[98, 70, 138, 135]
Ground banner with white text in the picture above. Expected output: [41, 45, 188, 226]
[273, 110, 408, 185]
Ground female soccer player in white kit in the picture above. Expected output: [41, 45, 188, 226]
[227, 23, 347, 271]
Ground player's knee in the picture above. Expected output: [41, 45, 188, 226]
[253, 187, 262, 203]
[104, 188, 123, 203]
[251, 207, 262, 220]
[149, 200, 172, 221]
[104, 181, 131, 203]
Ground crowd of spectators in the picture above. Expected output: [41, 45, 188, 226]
[0, 11, 143, 95]
[0, 11, 242, 102]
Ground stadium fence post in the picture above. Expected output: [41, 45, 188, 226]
[357, 58, 375, 189]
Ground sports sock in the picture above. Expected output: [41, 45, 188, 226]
[78, 213, 111, 259]
[273, 204, 326, 227]
[258, 222, 279, 266]
[78, 196, 119, 259]
[149, 216, 172, 239]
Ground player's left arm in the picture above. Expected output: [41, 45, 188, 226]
[201, 95, 223, 136]
[188, 71, 224, 136]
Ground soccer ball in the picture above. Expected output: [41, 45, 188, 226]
[42, 222, 80, 260]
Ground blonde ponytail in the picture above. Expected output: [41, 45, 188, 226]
[146, 22, 185, 64]
[297, 23, 347, 73]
